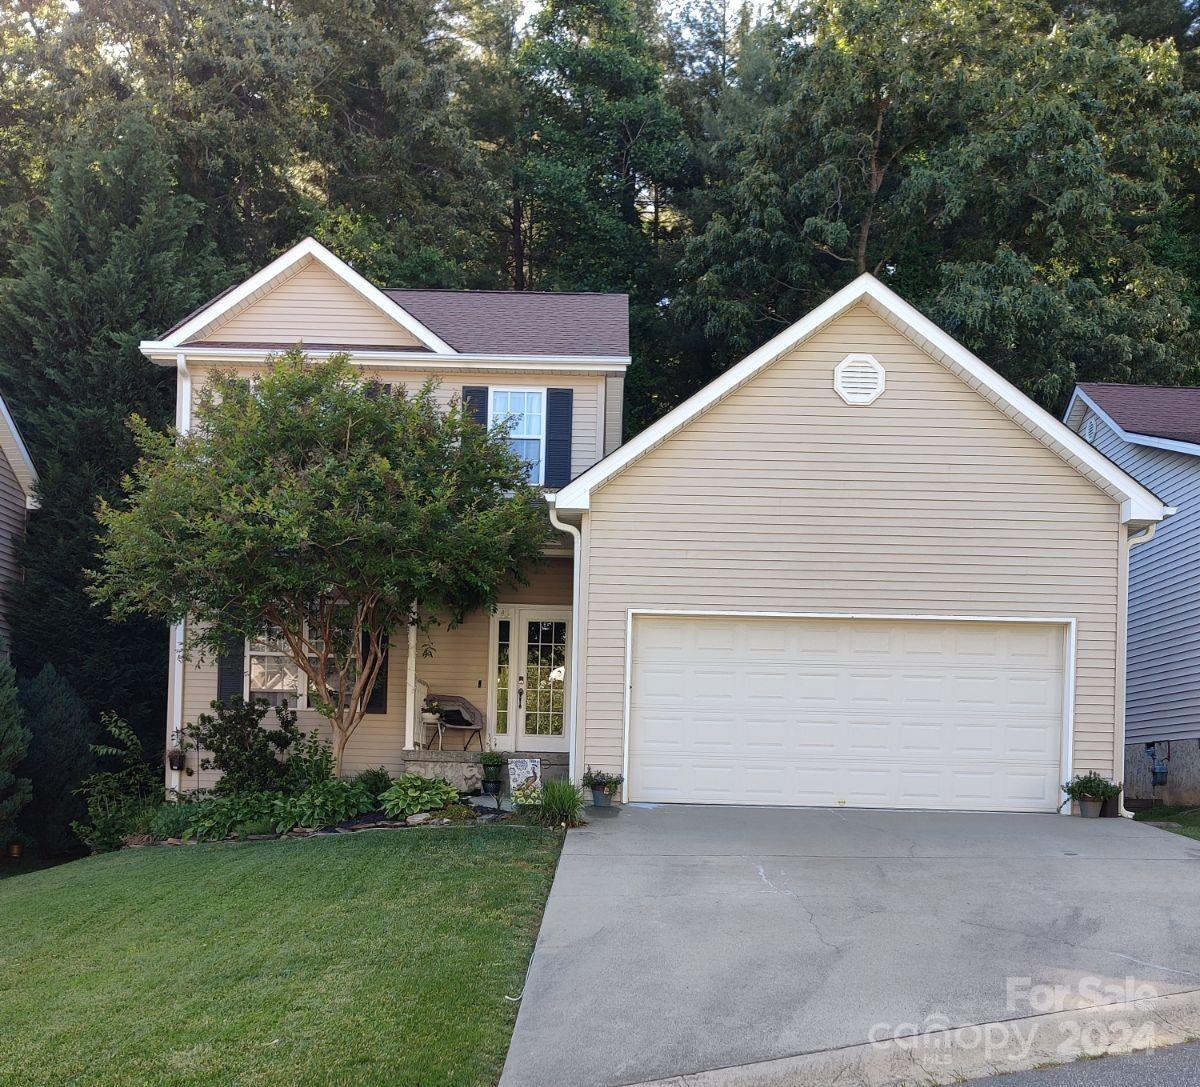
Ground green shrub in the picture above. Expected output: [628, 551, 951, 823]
[278, 779, 376, 829]
[352, 766, 393, 800]
[183, 792, 284, 841]
[185, 698, 300, 795]
[538, 779, 585, 827]
[380, 774, 459, 819]
[17, 664, 98, 855]
[148, 799, 197, 840]
[1062, 772, 1122, 803]
[72, 715, 158, 852]
[282, 731, 335, 793]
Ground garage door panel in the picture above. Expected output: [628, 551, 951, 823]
[628, 616, 1066, 813]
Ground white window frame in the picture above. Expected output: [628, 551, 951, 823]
[489, 387, 547, 486]
[245, 625, 327, 711]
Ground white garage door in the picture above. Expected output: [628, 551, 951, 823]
[628, 615, 1067, 813]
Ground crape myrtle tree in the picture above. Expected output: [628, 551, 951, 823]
[91, 352, 549, 776]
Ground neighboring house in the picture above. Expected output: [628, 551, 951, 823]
[143, 238, 1167, 813]
[1064, 383, 1200, 805]
[0, 393, 38, 647]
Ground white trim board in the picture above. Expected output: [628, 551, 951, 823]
[0, 391, 39, 509]
[1065, 386, 1200, 459]
[142, 237, 456, 355]
[140, 345, 629, 371]
[553, 273, 1165, 525]
[620, 608, 1077, 813]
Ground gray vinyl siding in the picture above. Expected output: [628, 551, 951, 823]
[1081, 409, 1200, 743]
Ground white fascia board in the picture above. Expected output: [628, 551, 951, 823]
[0, 393, 38, 509]
[1065, 387, 1200, 459]
[555, 273, 1166, 524]
[152, 237, 456, 355]
[139, 344, 629, 372]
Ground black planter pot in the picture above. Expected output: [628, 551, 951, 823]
[167, 750, 186, 772]
[481, 779, 502, 797]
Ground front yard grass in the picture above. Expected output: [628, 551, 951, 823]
[0, 825, 562, 1086]
[1133, 804, 1200, 842]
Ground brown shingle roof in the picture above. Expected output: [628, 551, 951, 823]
[1079, 383, 1200, 446]
[384, 289, 629, 358]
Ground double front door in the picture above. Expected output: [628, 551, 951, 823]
[489, 606, 571, 752]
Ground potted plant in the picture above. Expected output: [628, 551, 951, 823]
[166, 727, 190, 771]
[480, 749, 505, 797]
[1062, 772, 1121, 818]
[582, 767, 623, 808]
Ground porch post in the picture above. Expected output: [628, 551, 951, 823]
[403, 619, 418, 750]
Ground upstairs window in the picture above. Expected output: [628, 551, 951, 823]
[490, 389, 545, 484]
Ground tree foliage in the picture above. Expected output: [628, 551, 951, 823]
[680, 0, 1200, 407]
[0, 116, 225, 744]
[17, 664, 98, 856]
[0, 652, 31, 846]
[92, 353, 549, 773]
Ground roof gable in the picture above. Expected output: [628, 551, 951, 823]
[1065, 384, 1200, 457]
[194, 259, 427, 349]
[147, 238, 454, 354]
[553, 273, 1165, 525]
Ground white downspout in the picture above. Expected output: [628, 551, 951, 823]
[547, 496, 581, 784]
[1116, 520, 1160, 817]
[168, 354, 192, 793]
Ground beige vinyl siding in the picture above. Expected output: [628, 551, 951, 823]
[604, 373, 624, 456]
[0, 452, 25, 644]
[172, 561, 571, 791]
[198, 258, 424, 348]
[416, 558, 572, 705]
[193, 365, 607, 481]
[578, 303, 1123, 780]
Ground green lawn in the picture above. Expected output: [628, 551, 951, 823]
[0, 826, 562, 1086]
[1133, 804, 1200, 842]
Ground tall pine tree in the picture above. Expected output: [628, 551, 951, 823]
[0, 115, 225, 746]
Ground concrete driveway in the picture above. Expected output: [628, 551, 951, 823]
[500, 805, 1200, 1087]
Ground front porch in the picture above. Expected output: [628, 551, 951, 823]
[391, 559, 568, 772]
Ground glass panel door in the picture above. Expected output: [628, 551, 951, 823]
[491, 607, 570, 752]
[522, 619, 567, 740]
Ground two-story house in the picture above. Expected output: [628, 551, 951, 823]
[140, 238, 628, 791]
[144, 238, 1168, 813]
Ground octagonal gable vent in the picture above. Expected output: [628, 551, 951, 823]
[834, 354, 885, 405]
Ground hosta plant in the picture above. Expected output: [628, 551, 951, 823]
[380, 774, 459, 818]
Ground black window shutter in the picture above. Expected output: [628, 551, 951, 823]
[462, 386, 489, 427]
[216, 638, 245, 704]
[545, 388, 573, 488]
[363, 632, 388, 714]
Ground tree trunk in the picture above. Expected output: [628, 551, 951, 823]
[512, 194, 525, 291]
[331, 726, 348, 779]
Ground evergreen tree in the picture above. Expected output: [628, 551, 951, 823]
[0, 652, 31, 846]
[18, 664, 98, 856]
[680, 0, 1200, 410]
[515, 0, 690, 435]
[0, 116, 226, 746]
